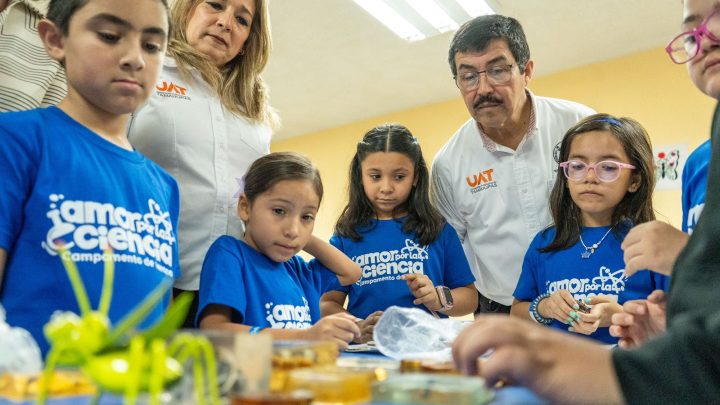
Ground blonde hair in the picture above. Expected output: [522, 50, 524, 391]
[167, 0, 277, 126]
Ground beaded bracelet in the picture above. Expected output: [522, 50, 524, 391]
[529, 293, 552, 325]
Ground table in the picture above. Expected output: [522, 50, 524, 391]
[0, 353, 550, 405]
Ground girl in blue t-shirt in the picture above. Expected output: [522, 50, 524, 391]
[197, 152, 362, 349]
[511, 114, 668, 344]
[319, 124, 477, 343]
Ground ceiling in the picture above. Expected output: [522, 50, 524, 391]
[263, 0, 683, 140]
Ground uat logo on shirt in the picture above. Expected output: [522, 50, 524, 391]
[465, 168, 497, 194]
[466, 168, 497, 194]
[155, 80, 190, 100]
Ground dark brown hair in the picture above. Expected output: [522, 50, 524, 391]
[335, 124, 443, 246]
[541, 113, 656, 252]
[48, 0, 170, 35]
[243, 152, 323, 204]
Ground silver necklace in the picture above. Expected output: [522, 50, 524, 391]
[579, 226, 613, 259]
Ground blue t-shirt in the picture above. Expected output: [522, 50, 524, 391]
[197, 235, 336, 329]
[682, 139, 709, 234]
[324, 219, 475, 319]
[0, 107, 180, 355]
[514, 226, 668, 344]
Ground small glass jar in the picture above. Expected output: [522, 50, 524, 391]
[231, 389, 314, 405]
[372, 373, 494, 405]
[270, 341, 338, 392]
[285, 366, 375, 405]
[399, 359, 457, 374]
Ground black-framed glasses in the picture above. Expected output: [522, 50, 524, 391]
[559, 160, 636, 183]
[666, 10, 720, 64]
[454, 64, 514, 92]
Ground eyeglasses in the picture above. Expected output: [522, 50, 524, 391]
[666, 10, 720, 64]
[559, 160, 636, 183]
[454, 64, 514, 92]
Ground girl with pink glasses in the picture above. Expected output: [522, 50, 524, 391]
[509, 113, 668, 344]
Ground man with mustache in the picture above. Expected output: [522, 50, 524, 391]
[431, 15, 594, 315]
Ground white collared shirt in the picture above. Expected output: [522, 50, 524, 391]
[431, 91, 595, 305]
[128, 58, 271, 290]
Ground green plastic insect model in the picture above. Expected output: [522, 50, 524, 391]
[38, 248, 220, 405]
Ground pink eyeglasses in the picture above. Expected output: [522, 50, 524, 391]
[666, 9, 720, 64]
[559, 160, 636, 183]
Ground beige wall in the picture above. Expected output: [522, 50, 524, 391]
[272, 47, 715, 240]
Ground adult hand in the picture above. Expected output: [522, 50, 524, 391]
[609, 290, 667, 348]
[305, 313, 360, 350]
[354, 310, 383, 344]
[401, 274, 441, 311]
[452, 315, 623, 404]
[622, 221, 689, 276]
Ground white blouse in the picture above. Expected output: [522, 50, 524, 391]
[129, 57, 271, 290]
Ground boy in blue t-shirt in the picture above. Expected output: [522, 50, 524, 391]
[0, 0, 178, 356]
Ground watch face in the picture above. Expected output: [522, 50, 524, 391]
[440, 286, 453, 305]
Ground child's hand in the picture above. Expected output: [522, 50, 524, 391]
[569, 311, 601, 335]
[401, 274, 441, 311]
[570, 296, 622, 335]
[305, 313, 361, 350]
[587, 296, 622, 326]
[354, 310, 383, 344]
[537, 290, 577, 324]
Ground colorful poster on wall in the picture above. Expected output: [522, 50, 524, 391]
[653, 144, 688, 190]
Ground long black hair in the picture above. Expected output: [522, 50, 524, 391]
[541, 113, 656, 252]
[335, 124, 444, 246]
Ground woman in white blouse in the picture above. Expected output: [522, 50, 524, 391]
[129, 0, 275, 326]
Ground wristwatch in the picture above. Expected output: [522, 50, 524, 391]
[435, 286, 454, 311]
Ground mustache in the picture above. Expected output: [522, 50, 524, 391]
[473, 94, 502, 109]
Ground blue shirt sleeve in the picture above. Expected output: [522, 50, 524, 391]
[295, 255, 330, 297]
[681, 155, 692, 234]
[318, 234, 351, 294]
[168, 180, 181, 280]
[0, 113, 42, 250]
[315, 258, 341, 295]
[196, 236, 247, 326]
[286, 255, 326, 324]
[439, 223, 476, 288]
[652, 272, 671, 293]
[681, 140, 710, 234]
[513, 231, 543, 302]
